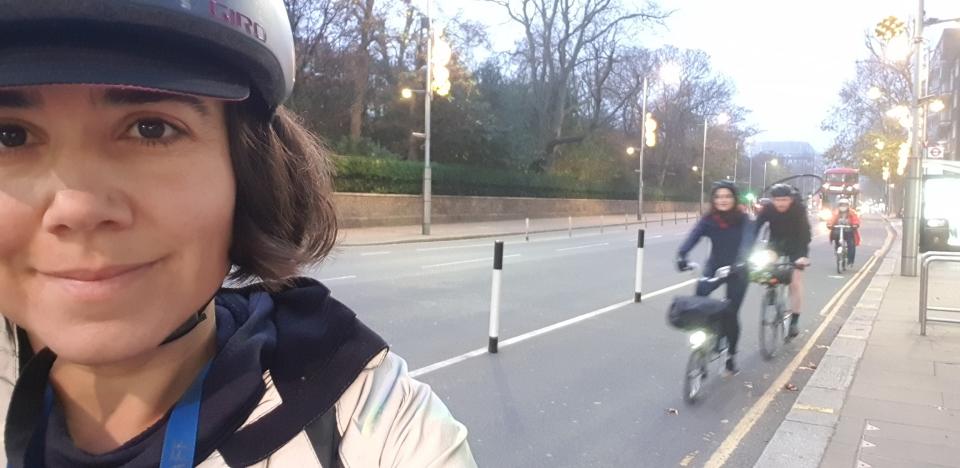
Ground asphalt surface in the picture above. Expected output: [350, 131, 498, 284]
[309, 215, 888, 467]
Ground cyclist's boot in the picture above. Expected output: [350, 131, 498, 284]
[723, 356, 739, 377]
[788, 313, 800, 338]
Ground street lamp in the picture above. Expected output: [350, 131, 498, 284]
[660, 62, 682, 87]
[928, 99, 945, 113]
[634, 66, 670, 221]
[401, 0, 453, 236]
[763, 158, 778, 189]
[745, 138, 756, 195]
[874, 9, 960, 276]
[699, 112, 731, 214]
[692, 165, 699, 172]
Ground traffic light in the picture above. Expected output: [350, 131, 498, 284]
[431, 32, 452, 96]
[644, 113, 657, 147]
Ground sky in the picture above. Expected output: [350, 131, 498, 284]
[436, 0, 960, 153]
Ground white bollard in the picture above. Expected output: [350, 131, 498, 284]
[601, 215, 605, 234]
[568, 216, 573, 238]
[488, 241, 504, 353]
[525, 217, 530, 242]
[634, 229, 645, 303]
[624, 212, 629, 230]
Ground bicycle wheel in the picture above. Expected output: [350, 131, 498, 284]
[759, 288, 782, 359]
[778, 284, 792, 342]
[683, 348, 708, 404]
[841, 242, 848, 272]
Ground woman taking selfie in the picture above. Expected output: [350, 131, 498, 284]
[0, 1, 475, 466]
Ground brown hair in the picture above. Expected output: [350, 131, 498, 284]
[225, 102, 338, 288]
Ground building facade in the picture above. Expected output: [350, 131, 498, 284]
[928, 28, 960, 161]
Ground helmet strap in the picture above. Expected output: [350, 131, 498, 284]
[159, 291, 217, 346]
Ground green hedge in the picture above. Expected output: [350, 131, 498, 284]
[333, 155, 638, 200]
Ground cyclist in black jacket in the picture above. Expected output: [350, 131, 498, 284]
[754, 184, 812, 338]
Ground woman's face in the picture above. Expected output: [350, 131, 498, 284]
[712, 188, 735, 212]
[0, 85, 235, 365]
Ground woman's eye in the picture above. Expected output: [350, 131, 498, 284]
[126, 119, 181, 141]
[0, 125, 28, 149]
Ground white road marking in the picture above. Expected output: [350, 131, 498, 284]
[409, 279, 697, 378]
[422, 254, 521, 269]
[318, 275, 357, 282]
[360, 251, 392, 256]
[416, 243, 491, 252]
[556, 242, 609, 252]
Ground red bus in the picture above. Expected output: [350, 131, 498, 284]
[818, 167, 860, 219]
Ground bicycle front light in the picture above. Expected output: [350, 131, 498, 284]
[749, 249, 777, 269]
[689, 331, 707, 348]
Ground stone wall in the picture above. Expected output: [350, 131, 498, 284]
[333, 193, 701, 228]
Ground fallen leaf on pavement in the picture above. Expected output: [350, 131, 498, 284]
[667, 408, 679, 416]
[784, 383, 799, 391]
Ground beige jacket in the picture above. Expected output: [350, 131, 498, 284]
[0, 330, 476, 467]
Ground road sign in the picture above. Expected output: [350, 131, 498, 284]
[927, 145, 944, 159]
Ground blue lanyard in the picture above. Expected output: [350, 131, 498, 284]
[159, 362, 212, 468]
[29, 362, 212, 468]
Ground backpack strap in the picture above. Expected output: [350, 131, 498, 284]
[305, 405, 341, 468]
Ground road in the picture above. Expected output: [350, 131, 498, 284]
[309, 215, 889, 467]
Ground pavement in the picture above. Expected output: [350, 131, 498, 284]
[337, 211, 699, 246]
[314, 212, 892, 467]
[754, 219, 960, 468]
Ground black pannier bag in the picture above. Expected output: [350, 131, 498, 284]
[668, 295, 729, 330]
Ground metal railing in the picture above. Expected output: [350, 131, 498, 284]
[919, 251, 960, 335]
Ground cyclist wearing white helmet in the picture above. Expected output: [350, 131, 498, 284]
[827, 198, 861, 265]
[0, 2, 475, 467]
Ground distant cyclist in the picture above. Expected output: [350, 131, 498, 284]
[754, 184, 812, 338]
[827, 198, 861, 266]
[677, 181, 753, 374]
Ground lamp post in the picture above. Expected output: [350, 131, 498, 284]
[400, 0, 454, 236]
[637, 77, 648, 221]
[876, 7, 960, 276]
[700, 112, 730, 214]
[748, 153, 753, 194]
[763, 158, 778, 189]
[733, 141, 739, 184]
[632, 64, 676, 220]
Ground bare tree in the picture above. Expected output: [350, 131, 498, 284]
[821, 31, 913, 175]
[486, 0, 667, 168]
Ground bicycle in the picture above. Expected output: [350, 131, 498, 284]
[749, 249, 804, 360]
[668, 265, 732, 404]
[832, 224, 851, 273]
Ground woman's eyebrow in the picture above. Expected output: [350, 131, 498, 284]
[0, 90, 41, 109]
[100, 89, 211, 116]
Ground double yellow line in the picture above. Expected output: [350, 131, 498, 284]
[703, 220, 896, 468]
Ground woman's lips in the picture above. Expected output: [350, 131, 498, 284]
[39, 261, 158, 301]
